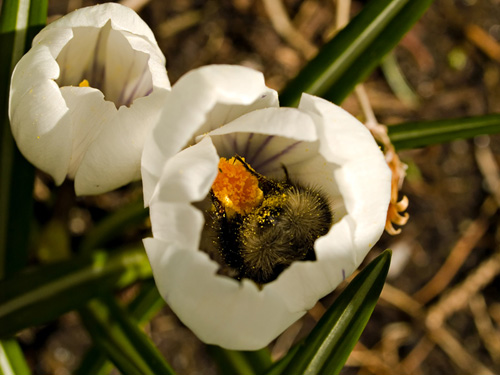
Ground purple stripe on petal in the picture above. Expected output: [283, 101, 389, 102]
[243, 133, 254, 158]
[117, 62, 134, 106]
[232, 134, 239, 154]
[254, 140, 301, 170]
[123, 61, 151, 107]
[342, 269, 346, 281]
[248, 135, 274, 164]
[91, 30, 105, 90]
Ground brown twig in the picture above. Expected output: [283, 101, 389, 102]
[465, 23, 500, 63]
[413, 196, 496, 304]
[469, 294, 500, 366]
[262, 0, 317, 59]
[381, 279, 498, 374]
[426, 251, 500, 330]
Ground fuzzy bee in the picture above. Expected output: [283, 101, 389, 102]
[209, 155, 333, 284]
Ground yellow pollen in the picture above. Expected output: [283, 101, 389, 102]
[212, 157, 263, 215]
[78, 79, 90, 87]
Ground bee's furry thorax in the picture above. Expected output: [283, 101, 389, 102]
[207, 156, 333, 285]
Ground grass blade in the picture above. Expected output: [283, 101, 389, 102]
[280, 250, 391, 375]
[79, 296, 175, 375]
[0, 0, 48, 280]
[0, 246, 152, 338]
[207, 346, 272, 375]
[79, 199, 148, 254]
[75, 280, 166, 375]
[280, 0, 410, 107]
[324, 0, 433, 104]
[0, 338, 31, 375]
[389, 114, 500, 150]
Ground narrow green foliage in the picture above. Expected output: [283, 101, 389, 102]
[79, 296, 175, 375]
[279, 250, 391, 375]
[280, 0, 411, 107]
[389, 114, 500, 150]
[263, 345, 300, 375]
[324, 0, 433, 104]
[0, 246, 152, 338]
[75, 280, 165, 375]
[0, 0, 48, 280]
[0, 338, 31, 375]
[0, 0, 48, 371]
[79, 199, 149, 254]
[208, 346, 273, 375]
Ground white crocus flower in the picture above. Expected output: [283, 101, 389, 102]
[9, 3, 170, 195]
[142, 65, 391, 350]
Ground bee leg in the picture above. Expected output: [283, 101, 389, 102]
[210, 190, 226, 216]
[281, 164, 290, 183]
[233, 154, 283, 195]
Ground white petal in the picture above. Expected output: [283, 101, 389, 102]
[203, 107, 319, 177]
[74, 87, 168, 195]
[55, 26, 103, 86]
[9, 45, 61, 104]
[144, 237, 306, 350]
[59, 86, 116, 179]
[99, 23, 154, 107]
[203, 107, 316, 141]
[34, 3, 160, 50]
[9, 51, 70, 184]
[149, 202, 204, 247]
[151, 136, 220, 205]
[142, 65, 278, 205]
[329, 158, 391, 264]
[298, 93, 384, 164]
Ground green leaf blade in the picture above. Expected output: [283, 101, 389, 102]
[75, 280, 166, 375]
[0, 246, 152, 338]
[325, 0, 433, 104]
[389, 114, 500, 150]
[79, 199, 148, 254]
[280, 0, 411, 107]
[1, 0, 48, 280]
[79, 296, 175, 375]
[280, 250, 391, 375]
[0, 338, 31, 375]
[207, 346, 272, 375]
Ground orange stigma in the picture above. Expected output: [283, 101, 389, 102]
[212, 157, 263, 215]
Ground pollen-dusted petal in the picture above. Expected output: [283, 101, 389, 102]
[201, 107, 318, 177]
[212, 157, 263, 215]
[152, 136, 220, 204]
[143, 237, 307, 350]
[144, 87, 392, 350]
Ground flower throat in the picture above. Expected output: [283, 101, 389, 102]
[208, 156, 333, 284]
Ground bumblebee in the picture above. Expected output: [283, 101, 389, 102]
[209, 155, 333, 284]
